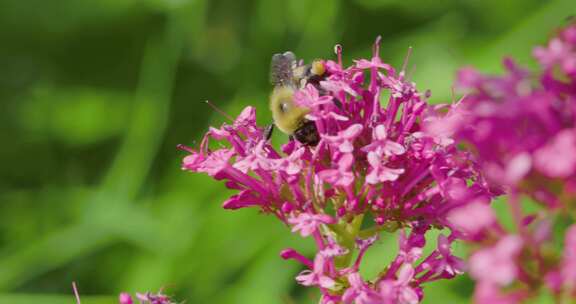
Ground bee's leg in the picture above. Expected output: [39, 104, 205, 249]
[288, 135, 295, 141]
[264, 124, 274, 141]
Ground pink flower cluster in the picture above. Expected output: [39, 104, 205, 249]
[181, 38, 493, 303]
[432, 24, 576, 303]
[118, 291, 175, 304]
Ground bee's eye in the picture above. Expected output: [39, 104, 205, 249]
[280, 102, 289, 113]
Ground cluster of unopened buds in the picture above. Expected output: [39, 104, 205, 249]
[181, 23, 576, 303]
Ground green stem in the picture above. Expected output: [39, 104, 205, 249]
[333, 214, 364, 268]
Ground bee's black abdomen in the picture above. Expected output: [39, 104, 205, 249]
[294, 120, 319, 146]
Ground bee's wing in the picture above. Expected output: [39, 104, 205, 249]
[270, 51, 296, 86]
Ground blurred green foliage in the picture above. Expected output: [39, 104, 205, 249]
[0, 0, 574, 303]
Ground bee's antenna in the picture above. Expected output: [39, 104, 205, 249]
[204, 100, 234, 122]
[400, 46, 413, 80]
[72, 281, 81, 304]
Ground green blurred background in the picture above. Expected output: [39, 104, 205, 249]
[0, 0, 574, 303]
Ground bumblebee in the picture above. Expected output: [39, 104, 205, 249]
[266, 51, 326, 146]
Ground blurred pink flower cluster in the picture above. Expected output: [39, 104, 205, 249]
[72, 282, 176, 304]
[181, 38, 494, 303]
[118, 291, 175, 304]
[430, 23, 576, 303]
